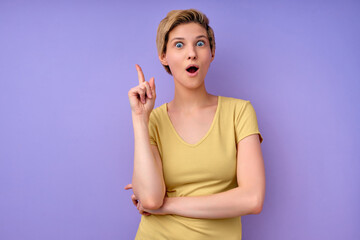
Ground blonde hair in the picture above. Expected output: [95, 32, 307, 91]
[156, 9, 216, 75]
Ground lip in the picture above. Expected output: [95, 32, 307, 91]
[186, 64, 199, 77]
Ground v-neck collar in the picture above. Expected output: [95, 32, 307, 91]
[163, 96, 221, 148]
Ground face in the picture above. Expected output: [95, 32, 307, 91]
[159, 22, 215, 87]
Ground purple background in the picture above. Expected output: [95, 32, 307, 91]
[1, 0, 359, 239]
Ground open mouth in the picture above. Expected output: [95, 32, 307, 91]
[186, 66, 199, 73]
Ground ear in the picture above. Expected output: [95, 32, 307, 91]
[210, 49, 215, 62]
[159, 53, 168, 66]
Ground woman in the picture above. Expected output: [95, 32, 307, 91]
[126, 9, 265, 239]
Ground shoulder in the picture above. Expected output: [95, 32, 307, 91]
[220, 96, 252, 111]
[149, 103, 166, 125]
[220, 95, 250, 104]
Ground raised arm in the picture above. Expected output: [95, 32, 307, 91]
[128, 64, 166, 210]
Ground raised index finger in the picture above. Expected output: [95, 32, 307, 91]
[135, 64, 145, 85]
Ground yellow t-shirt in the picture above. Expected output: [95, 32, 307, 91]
[135, 96, 263, 240]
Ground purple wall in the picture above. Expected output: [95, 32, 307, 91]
[1, 1, 359, 239]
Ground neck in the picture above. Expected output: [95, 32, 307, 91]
[169, 80, 214, 114]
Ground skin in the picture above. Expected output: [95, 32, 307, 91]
[125, 22, 266, 218]
[160, 22, 216, 113]
[128, 64, 166, 210]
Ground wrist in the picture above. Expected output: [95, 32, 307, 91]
[162, 197, 176, 215]
[131, 113, 149, 124]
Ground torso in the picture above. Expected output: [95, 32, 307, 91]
[166, 95, 219, 145]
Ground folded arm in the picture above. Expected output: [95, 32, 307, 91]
[148, 134, 265, 219]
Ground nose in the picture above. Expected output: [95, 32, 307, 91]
[187, 45, 197, 60]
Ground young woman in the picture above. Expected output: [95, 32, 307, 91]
[126, 9, 265, 239]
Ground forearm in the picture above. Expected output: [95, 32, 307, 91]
[163, 187, 260, 219]
[131, 113, 165, 209]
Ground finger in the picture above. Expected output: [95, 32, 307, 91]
[149, 77, 156, 96]
[143, 210, 151, 216]
[138, 203, 145, 215]
[138, 205, 145, 215]
[131, 194, 138, 207]
[135, 64, 145, 85]
[143, 81, 152, 98]
[128, 87, 143, 99]
[133, 85, 145, 103]
[137, 85, 146, 104]
[124, 183, 132, 190]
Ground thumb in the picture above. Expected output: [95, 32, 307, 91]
[149, 77, 156, 95]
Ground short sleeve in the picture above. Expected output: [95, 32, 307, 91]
[148, 112, 158, 146]
[235, 101, 264, 144]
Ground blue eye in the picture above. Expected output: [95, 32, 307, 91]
[197, 41, 205, 47]
[175, 42, 183, 48]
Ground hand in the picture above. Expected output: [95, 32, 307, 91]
[124, 183, 169, 216]
[128, 64, 156, 117]
[124, 183, 151, 216]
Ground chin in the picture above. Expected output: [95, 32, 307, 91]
[173, 71, 205, 86]
[186, 77, 205, 87]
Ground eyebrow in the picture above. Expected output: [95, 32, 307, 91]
[170, 35, 207, 42]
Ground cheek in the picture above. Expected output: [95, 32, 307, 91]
[166, 55, 182, 70]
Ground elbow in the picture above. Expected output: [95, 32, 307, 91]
[135, 184, 166, 210]
[252, 203, 263, 215]
[251, 195, 264, 215]
[142, 185, 166, 210]
[142, 198, 164, 210]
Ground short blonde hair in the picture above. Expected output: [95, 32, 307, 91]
[156, 9, 216, 75]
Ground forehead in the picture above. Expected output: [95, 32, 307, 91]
[168, 22, 207, 39]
